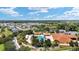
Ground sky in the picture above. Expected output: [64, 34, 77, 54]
[0, 7, 79, 20]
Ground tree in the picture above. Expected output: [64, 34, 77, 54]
[69, 40, 74, 47]
[76, 27, 79, 32]
[13, 32, 18, 37]
[66, 22, 77, 31]
[44, 39, 52, 47]
[43, 39, 52, 51]
[0, 34, 13, 44]
[0, 34, 5, 44]
[4, 40, 16, 51]
[58, 23, 65, 29]
[52, 40, 59, 47]
[0, 38, 5, 44]
[44, 27, 50, 32]
[26, 30, 34, 35]
[74, 41, 78, 47]
[17, 31, 27, 45]
[31, 36, 39, 47]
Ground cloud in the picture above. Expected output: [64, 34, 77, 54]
[28, 7, 60, 14]
[54, 7, 79, 20]
[45, 15, 55, 18]
[0, 7, 23, 17]
[43, 7, 79, 20]
[28, 7, 49, 12]
[27, 7, 52, 16]
[27, 7, 61, 19]
[27, 7, 79, 20]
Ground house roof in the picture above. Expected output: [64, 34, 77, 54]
[34, 32, 42, 35]
[43, 32, 50, 36]
[66, 31, 79, 33]
[52, 33, 77, 43]
[34, 32, 50, 35]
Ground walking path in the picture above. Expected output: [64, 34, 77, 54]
[12, 37, 20, 50]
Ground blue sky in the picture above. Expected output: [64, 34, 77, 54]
[0, 7, 79, 20]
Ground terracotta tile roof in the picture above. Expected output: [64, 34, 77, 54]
[44, 32, 50, 35]
[52, 33, 77, 43]
[34, 32, 42, 35]
[34, 32, 50, 35]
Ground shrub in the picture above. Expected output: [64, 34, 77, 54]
[52, 40, 59, 47]
[69, 40, 74, 47]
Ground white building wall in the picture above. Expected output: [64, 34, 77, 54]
[45, 35, 54, 41]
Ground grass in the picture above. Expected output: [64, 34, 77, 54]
[0, 44, 5, 51]
[52, 46, 74, 51]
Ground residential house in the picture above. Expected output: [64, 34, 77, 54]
[52, 33, 77, 46]
[44, 32, 54, 42]
[34, 32, 45, 42]
[25, 34, 33, 44]
[59, 29, 66, 33]
[65, 31, 79, 35]
[34, 32, 42, 36]
[11, 27, 19, 33]
[37, 34, 45, 42]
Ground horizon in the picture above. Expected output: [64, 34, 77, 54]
[0, 19, 79, 22]
[0, 7, 79, 20]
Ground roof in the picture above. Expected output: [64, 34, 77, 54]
[65, 31, 79, 35]
[52, 33, 77, 43]
[34, 32, 50, 35]
[34, 32, 42, 35]
[43, 32, 50, 36]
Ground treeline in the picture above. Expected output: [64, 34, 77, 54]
[33, 22, 79, 32]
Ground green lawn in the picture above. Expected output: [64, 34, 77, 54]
[0, 44, 5, 51]
[52, 47, 78, 51]
[52, 47, 72, 51]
